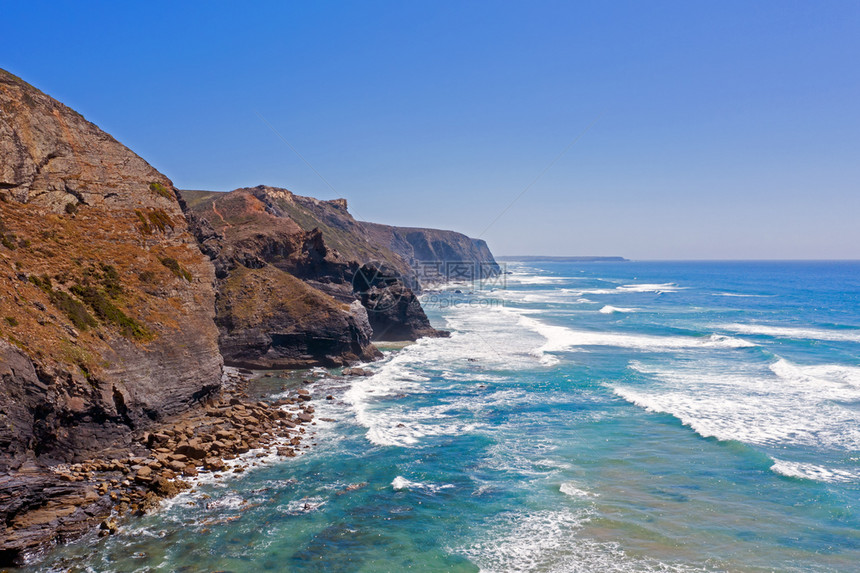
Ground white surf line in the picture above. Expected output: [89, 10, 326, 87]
[718, 323, 860, 343]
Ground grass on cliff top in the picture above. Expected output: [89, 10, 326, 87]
[270, 195, 405, 270]
[176, 189, 223, 210]
[183, 188, 405, 271]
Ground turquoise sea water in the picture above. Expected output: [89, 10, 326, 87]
[30, 261, 860, 572]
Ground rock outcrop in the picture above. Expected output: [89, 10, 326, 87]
[0, 67, 500, 564]
[0, 68, 222, 563]
[359, 222, 500, 285]
[179, 186, 447, 363]
[180, 185, 501, 352]
[0, 469, 113, 565]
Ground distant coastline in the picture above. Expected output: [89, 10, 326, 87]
[496, 255, 629, 262]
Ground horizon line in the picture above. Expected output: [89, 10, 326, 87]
[495, 256, 860, 262]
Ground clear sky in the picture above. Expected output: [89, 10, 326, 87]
[4, 1, 859, 259]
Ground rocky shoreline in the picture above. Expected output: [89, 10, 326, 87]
[0, 368, 322, 567]
[0, 66, 497, 570]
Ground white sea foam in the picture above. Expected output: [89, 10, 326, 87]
[614, 358, 860, 477]
[507, 275, 571, 285]
[499, 281, 685, 300]
[523, 292, 567, 304]
[350, 384, 532, 448]
[459, 508, 703, 573]
[344, 304, 550, 447]
[515, 313, 754, 358]
[617, 283, 686, 293]
[770, 459, 860, 483]
[571, 282, 687, 296]
[560, 482, 597, 498]
[769, 358, 860, 389]
[391, 476, 454, 492]
[492, 288, 594, 306]
[719, 323, 860, 343]
[203, 493, 248, 511]
[713, 292, 773, 298]
[283, 497, 326, 514]
[460, 508, 590, 573]
[536, 458, 574, 471]
[481, 437, 566, 478]
[599, 305, 637, 314]
[391, 476, 417, 490]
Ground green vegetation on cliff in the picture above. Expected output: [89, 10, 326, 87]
[160, 257, 193, 281]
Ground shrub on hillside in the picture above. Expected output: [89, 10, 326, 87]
[160, 257, 192, 281]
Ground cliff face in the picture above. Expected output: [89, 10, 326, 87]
[0, 69, 503, 564]
[179, 186, 445, 364]
[359, 222, 500, 285]
[178, 187, 384, 367]
[0, 69, 223, 469]
[0, 67, 499, 458]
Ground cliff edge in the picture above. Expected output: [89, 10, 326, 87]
[179, 186, 450, 367]
[0, 69, 222, 561]
[0, 68, 501, 564]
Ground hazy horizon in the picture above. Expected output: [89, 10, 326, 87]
[4, 1, 859, 259]
[496, 255, 860, 261]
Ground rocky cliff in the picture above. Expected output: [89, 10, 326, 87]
[0, 69, 223, 560]
[359, 222, 500, 285]
[0, 68, 500, 563]
[179, 186, 447, 364]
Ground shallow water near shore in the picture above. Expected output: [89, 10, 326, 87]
[27, 261, 860, 572]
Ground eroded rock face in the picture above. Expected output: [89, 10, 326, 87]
[358, 283, 442, 341]
[359, 221, 501, 284]
[213, 263, 380, 369]
[179, 184, 505, 354]
[0, 470, 113, 565]
[0, 68, 223, 465]
[178, 187, 387, 367]
[0, 340, 44, 472]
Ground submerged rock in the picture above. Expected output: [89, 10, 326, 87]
[342, 367, 371, 377]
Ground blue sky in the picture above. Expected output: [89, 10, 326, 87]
[4, 1, 859, 259]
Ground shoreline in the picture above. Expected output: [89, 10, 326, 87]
[1, 367, 325, 568]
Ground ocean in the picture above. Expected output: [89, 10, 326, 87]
[29, 261, 860, 572]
